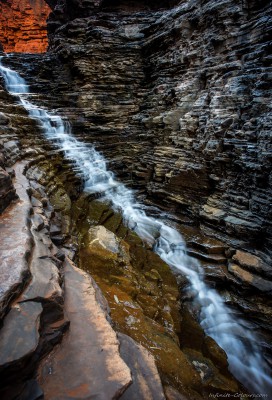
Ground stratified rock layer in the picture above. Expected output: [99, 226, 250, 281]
[0, 79, 171, 398]
[43, 0, 272, 259]
[38, 258, 132, 400]
[0, 0, 50, 53]
[0, 0, 271, 397]
[2, 0, 271, 377]
[0, 162, 32, 321]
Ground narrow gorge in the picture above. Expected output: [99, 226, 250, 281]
[0, 0, 271, 399]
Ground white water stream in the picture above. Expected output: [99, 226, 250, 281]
[0, 56, 271, 395]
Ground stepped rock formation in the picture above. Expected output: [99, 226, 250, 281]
[0, 0, 272, 398]
[44, 0, 272, 258]
[10, 0, 270, 346]
[0, 0, 50, 53]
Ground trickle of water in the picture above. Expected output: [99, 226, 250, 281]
[1, 56, 271, 395]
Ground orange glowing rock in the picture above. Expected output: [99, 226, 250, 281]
[0, 0, 51, 53]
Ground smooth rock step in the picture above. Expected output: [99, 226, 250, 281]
[187, 249, 226, 264]
[0, 161, 32, 320]
[38, 257, 132, 400]
[187, 237, 226, 255]
[228, 263, 272, 294]
[201, 263, 228, 284]
[232, 250, 272, 279]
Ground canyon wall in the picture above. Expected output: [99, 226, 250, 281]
[0, 0, 272, 397]
[43, 0, 272, 259]
[4, 0, 271, 323]
[6, 0, 270, 317]
[0, 0, 50, 52]
[44, 0, 271, 357]
[0, 67, 244, 399]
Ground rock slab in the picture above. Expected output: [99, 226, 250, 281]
[0, 162, 32, 321]
[118, 332, 166, 400]
[39, 257, 132, 400]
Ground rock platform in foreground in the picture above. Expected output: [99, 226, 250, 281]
[0, 159, 68, 398]
[0, 162, 32, 321]
[38, 257, 132, 400]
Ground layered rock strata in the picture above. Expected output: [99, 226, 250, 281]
[44, 0, 272, 261]
[0, 82, 171, 399]
[0, 0, 271, 396]
[0, 0, 50, 53]
[0, 67, 246, 398]
[0, 159, 68, 399]
[75, 199, 244, 397]
[6, 0, 270, 362]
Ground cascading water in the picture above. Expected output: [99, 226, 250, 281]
[0, 56, 271, 395]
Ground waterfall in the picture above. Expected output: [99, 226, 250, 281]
[1, 56, 271, 395]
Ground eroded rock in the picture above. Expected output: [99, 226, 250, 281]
[0, 0, 50, 53]
[0, 166, 17, 213]
[0, 162, 32, 321]
[0, 301, 42, 367]
[38, 257, 132, 400]
[77, 203, 243, 397]
[118, 332, 165, 400]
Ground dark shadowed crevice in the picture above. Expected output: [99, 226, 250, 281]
[100, 0, 180, 12]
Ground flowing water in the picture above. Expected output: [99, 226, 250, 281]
[1, 56, 271, 395]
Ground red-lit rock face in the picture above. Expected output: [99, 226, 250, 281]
[0, 0, 51, 53]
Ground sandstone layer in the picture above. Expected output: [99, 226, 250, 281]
[0, 0, 271, 397]
[0, 0, 50, 53]
[6, 0, 270, 358]
[0, 63, 246, 398]
[0, 76, 171, 399]
[44, 0, 272, 261]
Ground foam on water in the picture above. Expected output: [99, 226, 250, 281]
[1, 56, 271, 395]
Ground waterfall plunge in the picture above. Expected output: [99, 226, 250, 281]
[1, 56, 271, 395]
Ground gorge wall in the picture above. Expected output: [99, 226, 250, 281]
[43, 1, 272, 285]
[0, 0, 272, 398]
[0, 0, 50, 52]
[3, 0, 271, 354]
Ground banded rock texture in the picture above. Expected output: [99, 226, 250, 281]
[28, 0, 272, 275]
[0, 0, 271, 395]
[0, 75, 170, 399]
[4, 0, 271, 347]
[0, 0, 50, 53]
[0, 93, 241, 398]
[32, 0, 272, 261]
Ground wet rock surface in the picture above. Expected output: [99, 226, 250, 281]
[118, 332, 166, 400]
[0, 0, 271, 397]
[5, 0, 270, 307]
[35, 0, 271, 372]
[0, 80, 223, 398]
[0, 159, 67, 399]
[34, 0, 272, 262]
[38, 257, 132, 400]
[76, 198, 244, 398]
[0, 162, 32, 321]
